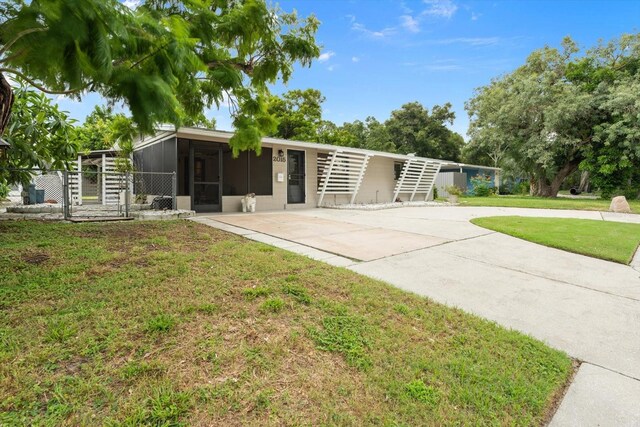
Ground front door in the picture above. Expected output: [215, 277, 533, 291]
[287, 150, 305, 204]
[190, 143, 221, 212]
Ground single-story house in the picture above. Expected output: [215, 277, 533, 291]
[77, 127, 498, 213]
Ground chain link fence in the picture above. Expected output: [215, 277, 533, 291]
[2, 169, 176, 219]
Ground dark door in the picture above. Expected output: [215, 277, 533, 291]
[190, 143, 221, 212]
[287, 150, 305, 204]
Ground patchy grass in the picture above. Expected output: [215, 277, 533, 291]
[472, 216, 640, 264]
[458, 195, 640, 213]
[0, 220, 573, 425]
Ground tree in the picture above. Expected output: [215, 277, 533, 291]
[339, 117, 395, 152]
[0, 83, 77, 186]
[466, 35, 640, 198]
[0, 0, 319, 156]
[385, 102, 463, 160]
[267, 89, 325, 141]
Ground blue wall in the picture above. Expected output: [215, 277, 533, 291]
[464, 168, 496, 195]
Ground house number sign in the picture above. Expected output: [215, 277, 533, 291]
[273, 156, 286, 162]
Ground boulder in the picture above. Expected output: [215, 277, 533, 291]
[609, 196, 631, 213]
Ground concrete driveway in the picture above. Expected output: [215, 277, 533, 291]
[194, 206, 640, 426]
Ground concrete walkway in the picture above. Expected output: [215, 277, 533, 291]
[192, 206, 640, 426]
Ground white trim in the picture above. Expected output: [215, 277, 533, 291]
[134, 131, 177, 150]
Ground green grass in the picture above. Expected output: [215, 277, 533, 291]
[0, 220, 573, 425]
[472, 216, 640, 264]
[457, 195, 640, 213]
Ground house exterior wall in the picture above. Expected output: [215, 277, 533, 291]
[221, 143, 319, 212]
[435, 172, 467, 198]
[318, 156, 398, 206]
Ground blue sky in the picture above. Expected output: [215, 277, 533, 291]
[56, 0, 640, 139]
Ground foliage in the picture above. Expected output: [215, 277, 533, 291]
[0, 84, 77, 186]
[472, 216, 640, 264]
[0, 182, 8, 199]
[266, 89, 463, 159]
[466, 34, 640, 198]
[74, 106, 128, 152]
[469, 175, 493, 197]
[267, 89, 324, 141]
[0, 0, 320, 154]
[386, 102, 464, 161]
[445, 185, 464, 196]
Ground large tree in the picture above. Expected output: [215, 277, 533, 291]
[0, 0, 319, 157]
[267, 88, 325, 141]
[466, 35, 640, 198]
[1, 84, 77, 186]
[385, 102, 464, 161]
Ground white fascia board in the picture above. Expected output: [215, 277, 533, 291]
[439, 161, 502, 171]
[152, 126, 486, 166]
[134, 131, 177, 150]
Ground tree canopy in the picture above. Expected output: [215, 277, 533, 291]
[0, 83, 77, 186]
[465, 34, 640, 198]
[0, 0, 320, 155]
[266, 89, 464, 160]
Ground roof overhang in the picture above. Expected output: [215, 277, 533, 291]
[131, 126, 501, 171]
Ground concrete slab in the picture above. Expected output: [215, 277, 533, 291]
[349, 246, 640, 380]
[437, 232, 640, 301]
[296, 228, 447, 261]
[550, 363, 640, 427]
[214, 211, 448, 261]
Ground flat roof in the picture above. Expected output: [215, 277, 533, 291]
[131, 126, 501, 171]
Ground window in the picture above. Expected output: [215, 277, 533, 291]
[394, 161, 404, 180]
[222, 147, 272, 196]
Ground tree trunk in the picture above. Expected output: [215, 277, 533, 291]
[578, 171, 590, 193]
[532, 158, 581, 197]
[0, 72, 14, 136]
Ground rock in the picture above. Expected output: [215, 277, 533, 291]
[610, 196, 631, 213]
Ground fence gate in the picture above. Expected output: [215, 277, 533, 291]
[66, 170, 176, 220]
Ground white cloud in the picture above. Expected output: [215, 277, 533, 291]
[471, 12, 480, 21]
[351, 21, 396, 39]
[422, 0, 458, 19]
[351, 56, 360, 63]
[400, 15, 420, 33]
[318, 51, 335, 62]
[327, 65, 335, 72]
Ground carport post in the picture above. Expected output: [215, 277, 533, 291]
[62, 170, 70, 220]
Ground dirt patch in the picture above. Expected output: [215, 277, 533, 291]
[22, 251, 50, 265]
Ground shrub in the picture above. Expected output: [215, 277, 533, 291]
[469, 175, 493, 197]
[445, 185, 463, 196]
[513, 180, 530, 195]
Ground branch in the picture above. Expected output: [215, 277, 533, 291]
[206, 59, 254, 75]
[0, 68, 86, 95]
[0, 27, 48, 56]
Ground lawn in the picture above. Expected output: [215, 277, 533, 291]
[458, 195, 640, 213]
[0, 221, 573, 425]
[472, 216, 640, 264]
